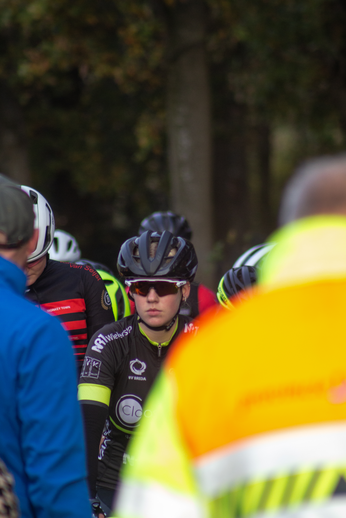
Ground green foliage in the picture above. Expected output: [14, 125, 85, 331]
[0, 0, 169, 236]
[1, 0, 346, 268]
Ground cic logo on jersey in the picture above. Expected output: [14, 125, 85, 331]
[115, 394, 151, 429]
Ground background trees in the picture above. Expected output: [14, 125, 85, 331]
[0, 0, 346, 286]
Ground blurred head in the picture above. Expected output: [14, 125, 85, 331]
[138, 211, 192, 240]
[49, 230, 81, 262]
[279, 154, 346, 226]
[0, 174, 37, 270]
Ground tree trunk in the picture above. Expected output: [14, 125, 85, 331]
[256, 122, 273, 234]
[213, 101, 250, 280]
[0, 83, 31, 185]
[166, 0, 214, 288]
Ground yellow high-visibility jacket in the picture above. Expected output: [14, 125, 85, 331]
[114, 216, 346, 518]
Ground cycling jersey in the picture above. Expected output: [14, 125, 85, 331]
[78, 313, 199, 500]
[128, 281, 217, 319]
[114, 216, 346, 518]
[26, 259, 114, 370]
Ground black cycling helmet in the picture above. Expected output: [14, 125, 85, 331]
[217, 266, 257, 309]
[138, 211, 193, 240]
[117, 230, 197, 282]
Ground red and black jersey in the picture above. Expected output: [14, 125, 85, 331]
[26, 259, 114, 370]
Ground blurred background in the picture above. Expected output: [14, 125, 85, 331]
[1, 0, 346, 288]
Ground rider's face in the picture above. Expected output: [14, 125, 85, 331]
[25, 255, 47, 286]
[133, 282, 190, 329]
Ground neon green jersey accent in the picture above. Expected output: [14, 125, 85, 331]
[260, 215, 346, 289]
[78, 383, 111, 406]
[138, 319, 178, 347]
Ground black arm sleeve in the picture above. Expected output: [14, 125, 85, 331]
[80, 402, 109, 498]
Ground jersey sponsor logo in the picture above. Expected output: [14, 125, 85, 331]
[101, 289, 112, 310]
[40, 298, 86, 316]
[91, 326, 132, 353]
[81, 356, 102, 379]
[115, 395, 153, 428]
[184, 322, 199, 335]
[116, 395, 143, 427]
[82, 264, 102, 281]
[91, 333, 112, 353]
[240, 375, 346, 408]
[129, 359, 146, 376]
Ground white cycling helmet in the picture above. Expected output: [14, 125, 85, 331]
[233, 243, 275, 270]
[21, 186, 55, 263]
[49, 229, 81, 262]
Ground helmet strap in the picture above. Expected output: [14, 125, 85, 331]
[137, 313, 178, 332]
[136, 290, 185, 332]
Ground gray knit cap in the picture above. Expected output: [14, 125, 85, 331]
[0, 174, 35, 248]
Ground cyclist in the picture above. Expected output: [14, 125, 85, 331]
[137, 210, 217, 318]
[77, 259, 131, 321]
[49, 229, 82, 262]
[0, 175, 90, 518]
[217, 265, 257, 309]
[21, 186, 114, 374]
[78, 230, 199, 516]
[49, 230, 130, 322]
[216, 244, 275, 310]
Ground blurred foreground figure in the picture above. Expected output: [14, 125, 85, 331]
[0, 175, 90, 518]
[114, 154, 346, 518]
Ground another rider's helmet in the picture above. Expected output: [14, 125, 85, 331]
[217, 266, 257, 309]
[117, 230, 197, 282]
[76, 259, 131, 321]
[138, 211, 193, 240]
[21, 186, 55, 263]
[232, 243, 275, 270]
[49, 230, 81, 262]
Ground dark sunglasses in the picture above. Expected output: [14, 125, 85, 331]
[126, 279, 186, 297]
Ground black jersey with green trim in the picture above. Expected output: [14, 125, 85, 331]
[25, 259, 114, 370]
[79, 314, 199, 493]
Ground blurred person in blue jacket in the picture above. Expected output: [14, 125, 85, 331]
[0, 174, 91, 518]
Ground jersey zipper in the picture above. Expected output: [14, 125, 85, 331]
[158, 344, 162, 357]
